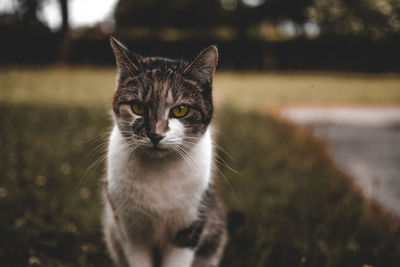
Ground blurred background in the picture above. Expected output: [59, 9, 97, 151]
[1, 0, 400, 69]
[1, 0, 400, 266]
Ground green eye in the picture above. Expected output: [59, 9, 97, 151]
[132, 102, 145, 115]
[171, 105, 189, 118]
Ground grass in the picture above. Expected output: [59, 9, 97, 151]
[1, 67, 400, 108]
[214, 72, 400, 111]
[1, 67, 400, 266]
[217, 110, 400, 266]
[0, 104, 111, 266]
[0, 67, 115, 107]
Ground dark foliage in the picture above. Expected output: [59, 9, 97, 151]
[0, 0, 399, 69]
[114, 0, 400, 38]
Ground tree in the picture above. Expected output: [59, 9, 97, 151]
[114, 0, 223, 29]
[57, 0, 70, 62]
[113, 0, 400, 40]
[307, 0, 400, 38]
[59, 0, 69, 33]
[14, 0, 49, 32]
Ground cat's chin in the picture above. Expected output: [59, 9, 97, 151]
[138, 146, 173, 158]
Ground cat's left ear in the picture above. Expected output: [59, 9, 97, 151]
[183, 45, 218, 84]
[110, 36, 142, 75]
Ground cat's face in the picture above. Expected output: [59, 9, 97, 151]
[110, 38, 217, 157]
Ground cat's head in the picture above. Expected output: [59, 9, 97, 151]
[110, 37, 217, 157]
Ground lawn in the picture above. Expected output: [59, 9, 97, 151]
[1, 68, 400, 108]
[1, 68, 400, 266]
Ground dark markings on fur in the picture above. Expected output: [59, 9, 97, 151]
[195, 185, 228, 258]
[111, 40, 215, 138]
[195, 227, 224, 257]
[172, 185, 214, 248]
[173, 220, 204, 248]
[132, 117, 146, 137]
[172, 184, 223, 250]
[198, 185, 217, 219]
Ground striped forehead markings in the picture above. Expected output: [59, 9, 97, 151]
[120, 67, 204, 107]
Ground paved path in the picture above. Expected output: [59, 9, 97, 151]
[280, 107, 400, 216]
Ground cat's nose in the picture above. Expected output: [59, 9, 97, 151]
[148, 133, 164, 146]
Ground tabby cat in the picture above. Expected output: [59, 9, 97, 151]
[103, 37, 227, 267]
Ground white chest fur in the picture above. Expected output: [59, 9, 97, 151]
[106, 126, 213, 244]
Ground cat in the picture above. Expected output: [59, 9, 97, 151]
[103, 37, 228, 267]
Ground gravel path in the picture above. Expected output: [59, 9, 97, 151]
[280, 107, 400, 216]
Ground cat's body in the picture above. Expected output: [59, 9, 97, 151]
[103, 37, 227, 267]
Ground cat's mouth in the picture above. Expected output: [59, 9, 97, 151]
[138, 145, 172, 158]
[140, 144, 171, 155]
[148, 146, 169, 152]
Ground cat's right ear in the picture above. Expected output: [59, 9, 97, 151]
[110, 36, 141, 74]
[183, 45, 218, 85]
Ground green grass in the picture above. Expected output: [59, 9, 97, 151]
[0, 104, 111, 266]
[1, 68, 400, 109]
[214, 72, 400, 111]
[0, 67, 115, 107]
[1, 68, 400, 266]
[217, 110, 400, 266]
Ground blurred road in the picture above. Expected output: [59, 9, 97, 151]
[280, 107, 400, 216]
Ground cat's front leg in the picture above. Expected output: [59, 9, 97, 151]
[103, 221, 130, 267]
[162, 218, 203, 267]
[124, 242, 153, 267]
[162, 245, 195, 267]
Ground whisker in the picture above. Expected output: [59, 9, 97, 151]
[177, 148, 195, 172]
[177, 140, 241, 176]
